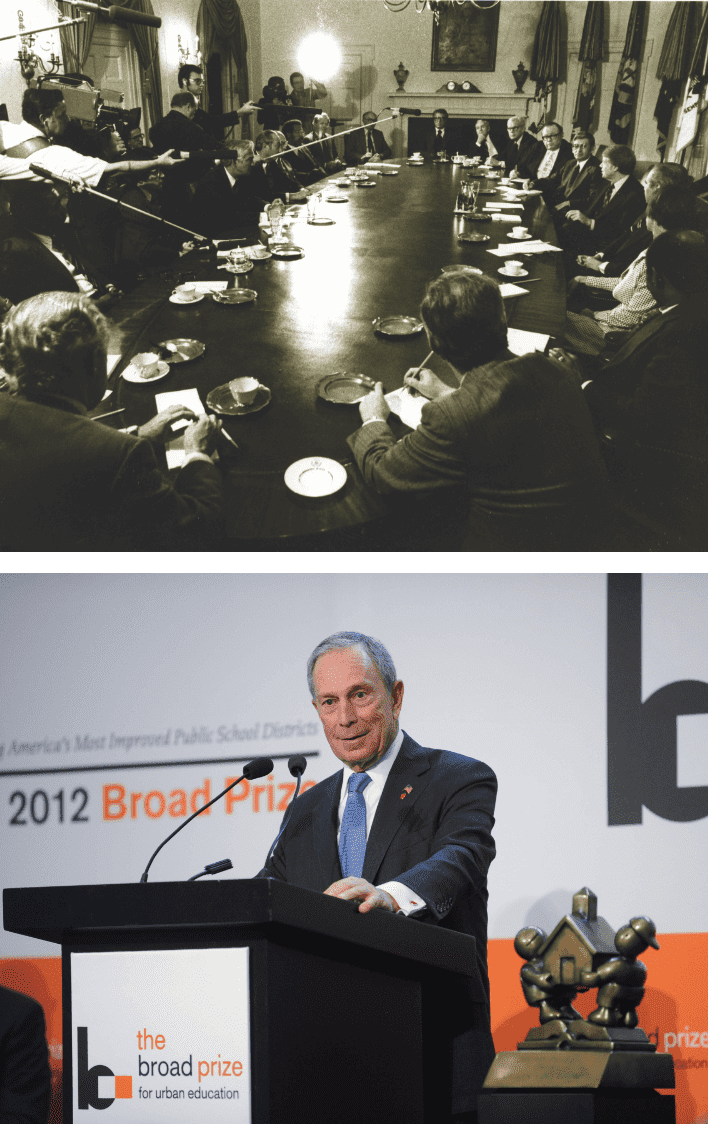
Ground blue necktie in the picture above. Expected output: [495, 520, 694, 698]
[339, 772, 371, 878]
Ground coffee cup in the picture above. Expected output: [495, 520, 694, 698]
[505, 260, 524, 276]
[132, 352, 160, 379]
[229, 376, 261, 405]
[512, 226, 528, 238]
[412, 152, 422, 159]
[500, 177, 511, 185]
[174, 283, 198, 302]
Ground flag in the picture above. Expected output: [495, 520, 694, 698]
[572, 2, 604, 132]
[608, 2, 647, 144]
[675, 6, 708, 153]
[653, 2, 699, 158]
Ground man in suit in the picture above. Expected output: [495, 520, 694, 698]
[0, 985, 51, 1124]
[252, 130, 308, 201]
[560, 144, 645, 258]
[177, 64, 256, 143]
[523, 121, 573, 191]
[550, 232, 708, 549]
[0, 291, 223, 551]
[344, 110, 392, 165]
[347, 271, 611, 550]
[468, 119, 500, 164]
[305, 113, 345, 174]
[502, 116, 543, 177]
[281, 118, 326, 184]
[421, 108, 463, 158]
[548, 131, 603, 216]
[190, 139, 266, 239]
[150, 92, 221, 226]
[259, 631, 497, 1122]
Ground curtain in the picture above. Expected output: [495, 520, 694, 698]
[196, 0, 250, 137]
[58, 1, 97, 73]
[529, 1, 561, 122]
[109, 0, 163, 132]
[572, 2, 605, 132]
[608, 2, 647, 145]
[654, 2, 699, 159]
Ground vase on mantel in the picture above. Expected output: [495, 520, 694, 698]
[394, 62, 409, 91]
[512, 61, 529, 93]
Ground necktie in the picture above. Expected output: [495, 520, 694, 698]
[339, 772, 371, 878]
[367, 131, 373, 153]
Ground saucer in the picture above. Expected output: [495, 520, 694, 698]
[169, 293, 205, 304]
[355, 181, 376, 188]
[333, 177, 351, 186]
[270, 243, 305, 259]
[307, 216, 336, 224]
[246, 247, 272, 260]
[499, 267, 529, 278]
[407, 159, 424, 166]
[508, 232, 533, 240]
[206, 382, 271, 415]
[122, 359, 171, 383]
[284, 456, 347, 497]
[324, 194, 349, 202]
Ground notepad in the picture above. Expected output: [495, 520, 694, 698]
[499, 283, 530, 298]
[483, 202, 524, 210]
[155, 387, 204, 433]
[507, 328, 550, 356]
[487, 241, 562, 257]
[385, 386, 426, 430]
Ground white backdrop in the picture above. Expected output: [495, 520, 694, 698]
[1, 572, 706, 960]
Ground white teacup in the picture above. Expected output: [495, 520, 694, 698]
[500, 177, 511, 185]
[505, 260, 524, 276]
[512, 226, 529, 238]
[132, 352, 160, 379]
[174, 283, 198, 302]
[412, 152, 422, 159]
[229, 376, 261, 405]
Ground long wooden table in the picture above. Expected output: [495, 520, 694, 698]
[105, 161, 567, 543]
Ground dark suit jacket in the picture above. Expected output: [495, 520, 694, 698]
[549, 155, 603, 212]
[190, 165, 266, 238]
[344, 127, 392, 164]
[503, 131, 543, 175]
[0, 986, 51, 1124]
[149, 110, 218, 155]
[420, 122, 464, 157]
[285, 144, 326, 185]
[305, 132, 343, 168]
[525, 138, 573, 187]
[469, 137, 498, 162]
[583, 300, 708, 548]
[348, 351, 611, 550]
[0, 392, 223, 551]
[251, 159, 302, 203]
[259, 732, 497, 1112]
[563, 176, 646, 254]
[0, 225, 80, 304]
[193, 105, 242, 143]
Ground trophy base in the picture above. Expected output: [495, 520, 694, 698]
[519, 1020, 657, 1051]
[479, 1089, 674, 1124]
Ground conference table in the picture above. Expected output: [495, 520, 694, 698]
[105, 159, 567, 544]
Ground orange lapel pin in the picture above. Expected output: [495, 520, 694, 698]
[400, 785, 413, 800]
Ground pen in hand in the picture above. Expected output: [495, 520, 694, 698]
[405, 350, 435, 398]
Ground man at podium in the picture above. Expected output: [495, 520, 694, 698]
[258, 631, 497, 1123]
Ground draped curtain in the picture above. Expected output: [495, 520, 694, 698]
[572, 2, 605, 132]
[608, 2, 647, 145]
[58, 2, 97, 73]
[529, 1, 561, 123]
[196, 0, 250, 137]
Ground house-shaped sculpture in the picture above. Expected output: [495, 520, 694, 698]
[536, 887, 617, 986]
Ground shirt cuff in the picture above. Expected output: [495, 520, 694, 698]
[599, 261, 609, 274]
[589, 219, 595, 230]
[182, 451, 214, 467]
[377, 880, 428, 916]
[360, 417, 388, 427]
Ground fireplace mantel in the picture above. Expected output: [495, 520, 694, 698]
[387, 91, 532, 157]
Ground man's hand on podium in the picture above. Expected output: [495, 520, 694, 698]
[324, 876, 400, 914]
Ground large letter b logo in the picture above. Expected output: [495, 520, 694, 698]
[77, 1027, 114, 1110]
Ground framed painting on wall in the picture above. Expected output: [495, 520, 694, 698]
[431, 1, 501, 72]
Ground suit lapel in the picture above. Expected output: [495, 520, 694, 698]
[310, 770, 344, 887]
[362, 733, 432, 884]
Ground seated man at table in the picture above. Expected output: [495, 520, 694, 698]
[190, 139, 266, 239]
[469, 119, 500, 164]
[502, 116, 543, 177]
[347, 271, 611, 551]
[252, 130, 308, 201]
[559, 144, 645, 259]
[421, 109, 462, 158]
[552, 232, 708, 549]
[281, 118, 326, 184]
[344, 111, 392, 165]
[0, 291, 223, 551]
[562, 185, 701, 355]
[523, 122, 573, 193]
[305, 113, 345, 174]
[547, 131, 603, 216]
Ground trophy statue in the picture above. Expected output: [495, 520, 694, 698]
[480, 889, 675, 1124]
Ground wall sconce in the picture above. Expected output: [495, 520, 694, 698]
[177, 34, 201, 68]
[15, 9, 62, 84]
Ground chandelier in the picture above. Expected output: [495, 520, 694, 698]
[383, 0, 500, 15]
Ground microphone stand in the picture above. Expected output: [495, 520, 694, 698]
[28, 164, 210, 245]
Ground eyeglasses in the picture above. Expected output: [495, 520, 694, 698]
[542, 133, 561, 140]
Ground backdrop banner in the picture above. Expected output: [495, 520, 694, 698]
[1, 574, 706, 1124]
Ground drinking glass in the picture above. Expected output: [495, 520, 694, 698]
[471, 180, 481, 211]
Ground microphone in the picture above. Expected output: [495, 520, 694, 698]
[139, 756, 274, 883]
[262, 755, 308, 871]
[69, 1, 161, 27]
[386, 107, 422, 116]
[29, 164, 84, 188]
[178, 150, 235, 161]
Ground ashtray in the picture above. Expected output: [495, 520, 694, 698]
[270, 244, 305, 259]
[372, 315, 424, 337]
[212, 288, 257, 304]
[307, 216, 336, 225]
[458, 233, 490, 243]
[154, 338, 205, 363]
[317, 372, 376, 404]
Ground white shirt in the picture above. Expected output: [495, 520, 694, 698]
[336, 728, 428, 916]
[4, 124, 109, 187]
[537, 147, 560, 179]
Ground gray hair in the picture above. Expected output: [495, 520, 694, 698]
[307, 632, 397, 699]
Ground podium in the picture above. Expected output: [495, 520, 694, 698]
[4, 879, 487, 1124]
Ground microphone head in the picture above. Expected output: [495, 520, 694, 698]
[242, 756, 274, 780]
[288, 755, 307, 777]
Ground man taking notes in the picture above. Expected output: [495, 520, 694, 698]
[258, 631, 497, 1123]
